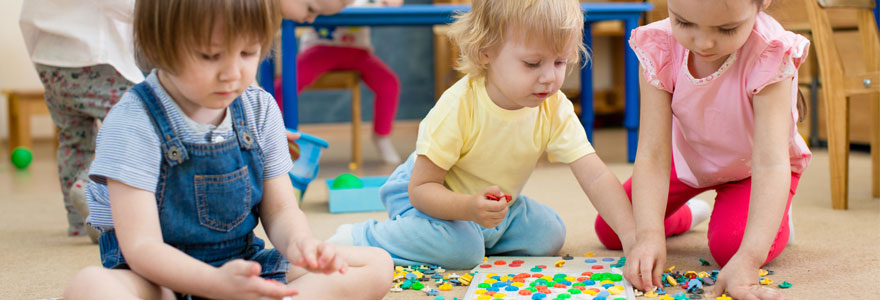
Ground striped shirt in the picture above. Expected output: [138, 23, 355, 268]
[85, 70, 292, 230]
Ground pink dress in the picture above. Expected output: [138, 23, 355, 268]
[629, 12, 812, 188]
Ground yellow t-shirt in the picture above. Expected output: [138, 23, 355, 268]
[415, 75, 595, 200]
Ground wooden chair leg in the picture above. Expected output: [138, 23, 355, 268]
[826, 91, 850, 209]
[872, 98, 879, 198]
[8, 94, 28, 154]
[805, 0, 856, 209]
[860, 10, 880, 198]
[351, 82, 362, 170]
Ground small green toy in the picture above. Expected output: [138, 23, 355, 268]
[331, 173, 363, 189]
[778, 281, 792, 289]
[699, 258, 711, 266]
[10, 147, 33, 170]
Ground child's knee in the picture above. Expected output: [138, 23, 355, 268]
[433, 225, 486, 269]
[404, 221, 482, 268]
[439, 246, 485, 270]
[707, 234, 740, 267]
[63, 266, 109, 299]
[364, 248, 394, 297]
[709, 231, 788, 267]
[366, 247, 393, 273]
[594, 216, 623, 250]
[524, 228, 565, 256]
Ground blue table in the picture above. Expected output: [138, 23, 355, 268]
[260, 3, 652, 162]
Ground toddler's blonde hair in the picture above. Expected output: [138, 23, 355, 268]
[448, 0, 588, 77]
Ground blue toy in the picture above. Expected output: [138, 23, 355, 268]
[287, 130, 329, 202]
[326, 175, 388, 213]
[686, 278, 703, 293]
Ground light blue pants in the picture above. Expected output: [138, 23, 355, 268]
[351, 154, 566, 269]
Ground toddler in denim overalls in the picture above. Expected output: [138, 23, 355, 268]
[62, 0, 392, 299]
[95, 83, 290, 284]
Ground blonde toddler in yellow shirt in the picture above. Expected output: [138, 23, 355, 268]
[327, 0, 639, 269]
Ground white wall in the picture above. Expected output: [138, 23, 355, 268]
[1, 0, 55, 141]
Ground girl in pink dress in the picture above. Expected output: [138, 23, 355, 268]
[595, 0, 810, 299]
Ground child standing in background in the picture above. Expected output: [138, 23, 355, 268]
[19, 0, 144, 242]
[325, 0, 640, 270]
[276, 0, 404, 164]
[596, 0, 810, 299]
[63, 0, 391, 298]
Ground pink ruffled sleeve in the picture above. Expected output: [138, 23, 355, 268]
[747, 33, 810, 95]
[628, 19, 677, 93]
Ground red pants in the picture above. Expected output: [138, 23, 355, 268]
[274, 45, 400, 136]
[595, 162, 801, 267]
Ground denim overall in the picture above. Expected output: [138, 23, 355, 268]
[97, 83, 289, 291]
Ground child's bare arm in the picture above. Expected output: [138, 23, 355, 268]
[631, 66, 674, 243]
[108, 179, 294, 299]
[622, 67, 675, 291]
[740, 77, 793, 267]
[710, 78, 792, 300]
[260, 174, 347, 274]
[569, 153, 636, 249]
[408, 155, 508, 228]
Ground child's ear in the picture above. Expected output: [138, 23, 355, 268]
[479, 49, 490, 65]
[761, 0, 772, 11]
[478, 47, 494, 66]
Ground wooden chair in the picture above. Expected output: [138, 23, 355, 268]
[803, 0, 880, 209]
[303, 71, 364, 170]
[3, 89, 55, 154]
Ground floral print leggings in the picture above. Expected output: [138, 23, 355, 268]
[35, 64, 134, 236]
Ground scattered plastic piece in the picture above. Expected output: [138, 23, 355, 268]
[699, 258, 711, 266]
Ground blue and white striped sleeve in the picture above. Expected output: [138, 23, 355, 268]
[250, 87, 293, 179]
[88, 93, 163, 193]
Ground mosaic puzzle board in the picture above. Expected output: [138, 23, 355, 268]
[463, 256, 635, 300]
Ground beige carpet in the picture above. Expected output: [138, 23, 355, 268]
[2, 122, 878, 299]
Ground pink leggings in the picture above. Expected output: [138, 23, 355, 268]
[274, 45, 400, 136]
[595, 162, 801, 267]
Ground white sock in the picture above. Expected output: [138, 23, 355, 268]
[685, 198, 711, 230]
[373, 135, 401, 164]
[326, 224, 354, 246]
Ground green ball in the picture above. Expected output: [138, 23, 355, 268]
[10, 147, 33, 170]
[331, 173, 363, 189]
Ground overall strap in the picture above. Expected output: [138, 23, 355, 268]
[229, 97, 255, 151]
[131, 83, 189, 166]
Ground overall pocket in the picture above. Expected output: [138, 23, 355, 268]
[194, 166, 251, 231]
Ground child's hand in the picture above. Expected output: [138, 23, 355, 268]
[469, 186, 509, 228]
[217, 259, 298, 299]
[288, 237, 349, 275]
[286, 131, 301, 161]
[286, 131, 301, 142]
[708, 255, 786, 300]
[623, 236, 665, 292]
